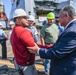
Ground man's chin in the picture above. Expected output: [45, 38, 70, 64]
[25, 24, 29, 27]
[49, 23, 53, 25]
[25, 24, 29, 26]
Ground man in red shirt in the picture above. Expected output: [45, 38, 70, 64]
[11, 8, 38, 75]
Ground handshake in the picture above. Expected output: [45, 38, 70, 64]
[27, 43, 53, 54]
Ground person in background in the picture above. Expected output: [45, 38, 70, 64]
[0, 22, 8, 59]
[27, 5, 76, 75]
[7, 20, 15, 67]
[8, 20, 15, 42]
[56, 18, 64, 35]
[27, 15, 38, 43]
[11, 8, 38, 75]
[40, 12, 59, 75]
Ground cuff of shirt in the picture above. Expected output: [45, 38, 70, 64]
[37, 48, 40, 55]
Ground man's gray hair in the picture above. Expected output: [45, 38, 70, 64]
[61, 5, 76, 18]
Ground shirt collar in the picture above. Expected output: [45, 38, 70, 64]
[65, 19, 76, 29]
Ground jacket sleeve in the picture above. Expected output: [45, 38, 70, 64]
[39, 31, 76, 59]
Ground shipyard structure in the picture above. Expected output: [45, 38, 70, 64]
[10, 0, 76, 26]
[0, 0, 8, 29]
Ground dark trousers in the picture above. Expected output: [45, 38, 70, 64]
[0, 39, 7, 59]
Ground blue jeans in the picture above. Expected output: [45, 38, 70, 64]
[44, 59, 50, 74]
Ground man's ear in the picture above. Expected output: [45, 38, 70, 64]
[65, 13, 69, 19]
[16, 17, 20, 23]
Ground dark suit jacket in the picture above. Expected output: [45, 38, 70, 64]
[39, 20, 76, 75]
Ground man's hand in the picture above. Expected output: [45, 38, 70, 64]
[27, 43, 40, 54]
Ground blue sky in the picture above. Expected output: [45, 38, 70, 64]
[2, 0, 67, 19]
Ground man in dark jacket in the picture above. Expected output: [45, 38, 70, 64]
[27, 5, 76, 75]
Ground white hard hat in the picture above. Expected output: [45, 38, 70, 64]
[0, 22, 2, 26]
[12, 8, 27, 19]
[9, 21, 15, 25]
[28, 15, 35, 22]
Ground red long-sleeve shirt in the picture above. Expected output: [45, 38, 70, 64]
[11, 24, 35, 66]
